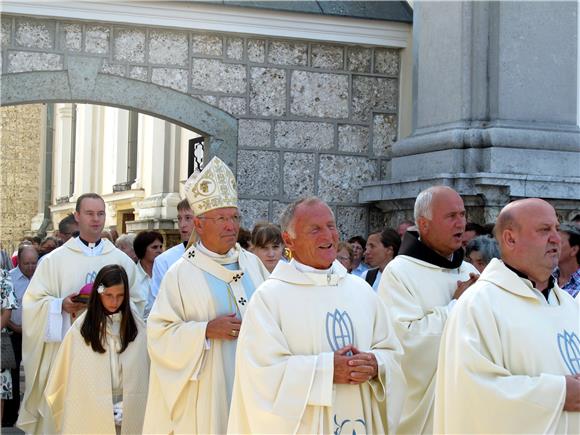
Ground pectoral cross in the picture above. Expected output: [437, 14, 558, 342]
[188, 250, 196, 258]
[238, 297, 247, 306]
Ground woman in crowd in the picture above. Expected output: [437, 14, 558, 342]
[133, 231, 164, 318]
[44, 265, 149, 434]
[465, 235, 500, 273]
[336, 241, 354, 272]
[250, 222, 284, 273]
[1, 270, 17, 420]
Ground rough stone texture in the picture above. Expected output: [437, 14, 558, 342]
[239, 119, 271, 148]
[268, 40, 307, 66]
[62, 24, 82, 52]
[85, 26, 109, 54]
[336, 206, 368, 239]
[149, 30, 188, 66]
[352, 76, 398, 121]
[192, 34, 222, 56]
[218, 97, 246, 116]
[247, 39, 266, 63]
[338, 124, 369, 153]
[283, 152, 315, 200]
[380, 159, 392, 179]
[0, 105, 42, 251]
[7, 51, 63, 73]
[152, 68, 189, 93]
[239, 199, 270, 229]
[128, 66, 148, 81]
[1, 20, 11, 48]
[372, 114, 397, 156]
[347, 46, 372, 73]
[318, 155, 377, 202]
[237, 150, 280, 196]
[249, 67, 286, 116]
[100, 60, 126, 76]
[191, 59, 246, 94]
[193, 94, 217, 105]
[114, 29, 145, 62]
[374, 48, 400, 76]
[369, 206, 387, 233]
[226, 37, 244, 60]
[274, 121, 334, 150]
[15, 19, 53, 49]
[269, 201, 287, 224]
[290, 70, 349, 118]
[311, 44, 344, 70]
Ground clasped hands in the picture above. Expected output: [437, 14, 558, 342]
[333, 344, 378, 385]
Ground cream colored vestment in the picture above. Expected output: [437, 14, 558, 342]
[227, 260, 407, 434]
[434, 258, 580, 434]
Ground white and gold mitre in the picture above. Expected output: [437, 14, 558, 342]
[183, 157, 238, 216]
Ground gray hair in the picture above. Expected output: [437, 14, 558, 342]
[279, 197, 334, 238]
[466, 235, 500, 265]
[414, 188, 435, 222]
[115, 233, 136, 250]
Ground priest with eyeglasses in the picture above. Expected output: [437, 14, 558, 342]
[144, 157, 269, 434]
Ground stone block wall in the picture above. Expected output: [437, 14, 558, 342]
[1, 15, 402, 238]
[0, 104, 42, 252]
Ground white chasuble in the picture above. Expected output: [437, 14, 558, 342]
[227, 260, 406, 435]
[44, 310, 149, 434]
[18, 238, 143, 434]
[378, 255, 478, 434]
[144, 244, 268, 434]
[434, 258, 580, 434]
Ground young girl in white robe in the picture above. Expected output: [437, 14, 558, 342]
[44, 264, 149, 434]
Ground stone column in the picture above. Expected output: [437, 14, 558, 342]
[360, 1, 580, 224]
[52, 103, 74, 201]
[72, 104, 96, 198]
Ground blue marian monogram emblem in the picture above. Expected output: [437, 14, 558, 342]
[85, 271, 97, 285]
[326, 309, 354, 352]
[557, 330, 580, 375]
[333, 414, 366, 435]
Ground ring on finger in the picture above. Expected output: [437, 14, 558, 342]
[231, 329, 238, 337]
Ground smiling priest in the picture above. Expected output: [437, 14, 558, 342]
[143, 157, 269, 434]
[227, 197, 406, 434]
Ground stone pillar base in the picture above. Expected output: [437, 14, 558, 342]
[360, 172, 580, 226]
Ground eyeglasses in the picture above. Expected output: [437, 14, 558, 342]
[337, 256, 352, 262]
[198, 215, 241, 225]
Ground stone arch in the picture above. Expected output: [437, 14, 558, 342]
[0, 55, 238, 171]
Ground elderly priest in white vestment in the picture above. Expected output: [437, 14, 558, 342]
[434, 198, 580, 434]
[17, 193, 143, 434]
[144, 157, 269, 434]
[377, 186, 479, 434]
[228, 197, 406, 434]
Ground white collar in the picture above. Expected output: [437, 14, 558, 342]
[291, 258, 334, 275]
[196, 241, 237, 260]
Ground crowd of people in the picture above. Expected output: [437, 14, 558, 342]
[0, 156, 579, 433]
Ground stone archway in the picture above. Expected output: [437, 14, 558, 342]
[0, 55, 238, 170]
